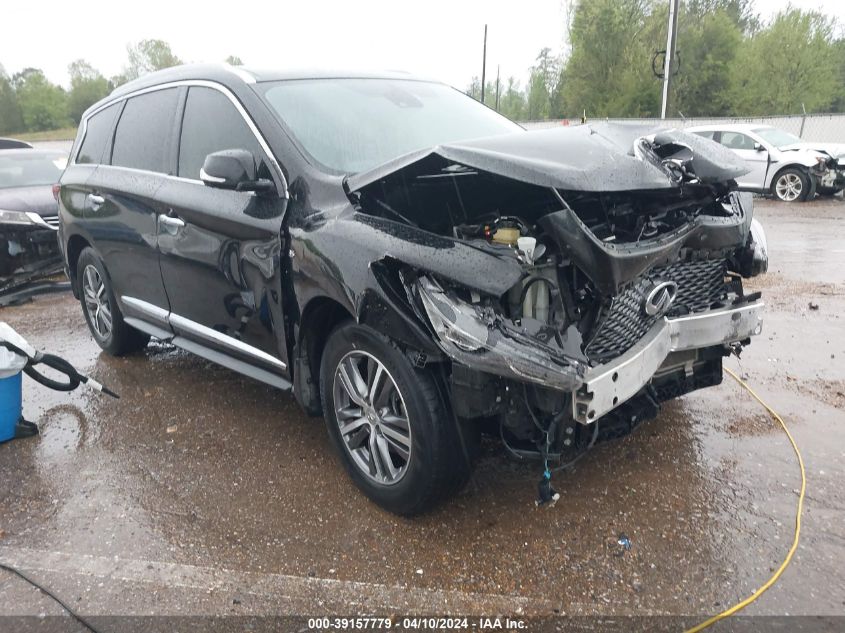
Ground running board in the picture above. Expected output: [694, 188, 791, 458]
[124, 317, 172, 341]
[123, 317, 291, 391]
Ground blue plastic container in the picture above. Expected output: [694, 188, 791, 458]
[0, 371, 23, 443]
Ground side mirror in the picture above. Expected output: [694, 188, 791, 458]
[200, 149, 275, 194]
[753, 142, 766, 152]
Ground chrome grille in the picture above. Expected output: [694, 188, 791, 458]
[585, 259, 728, 363]
[42, 216, 59, 228]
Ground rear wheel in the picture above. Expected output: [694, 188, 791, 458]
[320, 322, 470, 515]
[772, 167, 810, 202]
[77, 247, 149, 355]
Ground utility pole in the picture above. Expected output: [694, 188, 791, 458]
[660, 0, 680, 119]
[481, 24, 488, 104]
[495, 65, 501, 111]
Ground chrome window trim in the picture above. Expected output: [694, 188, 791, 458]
[73, 79, 288, 197]
[92, 164, 265, 197]
[162, 173, 203, 185]
[94, 164, 208, 186]
[223, 64, 257, 84]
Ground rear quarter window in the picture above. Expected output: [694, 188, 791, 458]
[110, 88, 179, 173]
[77, 103, 120, 164]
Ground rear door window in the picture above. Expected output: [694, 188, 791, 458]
[177, 86, 263, 179]
[77, 103, 120, 164]
[691, 130, 715, 141]
[111, 88, 179, 173]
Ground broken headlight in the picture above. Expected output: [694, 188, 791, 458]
[416, 275, 587, 392]
[418, 282, 486, 353]
[748, 218, 768, 276]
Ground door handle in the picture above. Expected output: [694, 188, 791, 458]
[87, 193, 105, 211]
[158, 213, 185, 229]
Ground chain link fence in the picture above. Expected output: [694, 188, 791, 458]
[521, 113, 845, 143]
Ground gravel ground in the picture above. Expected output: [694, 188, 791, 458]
[0, 197, 843, 630]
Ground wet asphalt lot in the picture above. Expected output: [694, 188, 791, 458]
[0, 198, 843, 627]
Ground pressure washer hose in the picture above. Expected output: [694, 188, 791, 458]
[685, 367, 806, 632]
[0, 340, 118, 398]
[23, 353, 82, 391]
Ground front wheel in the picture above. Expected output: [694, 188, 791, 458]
[772, 167, 810, 202]
[320, 322, 470, 515]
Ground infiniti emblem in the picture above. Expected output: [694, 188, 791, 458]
[643, 280, 678, 316]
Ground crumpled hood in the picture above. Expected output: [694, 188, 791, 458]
[346, 123, 749, 193]
[0, 185, 57, 217]
[780, 142, 845, 161]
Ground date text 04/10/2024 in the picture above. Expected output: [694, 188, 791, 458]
[306, 617, 528, 630]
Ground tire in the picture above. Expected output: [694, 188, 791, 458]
[77, 247, 150, 356]
[319, 322, 470, 515]
[771, 167, 810, 202]
[816, 185, 843, 196]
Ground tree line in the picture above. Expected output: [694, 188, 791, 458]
[2, 0, 844, 135]
[0, 40, 241, 135]
[468, 0, 845, 121]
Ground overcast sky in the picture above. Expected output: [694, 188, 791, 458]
[2, 0, 843, 90]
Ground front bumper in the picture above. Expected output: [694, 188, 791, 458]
[1, 222, 63, 292]
[572, 300, 764, 423]
[823, 169, 845, 189]
[814, 163, 845, 189]
[416, 275, 764, 423]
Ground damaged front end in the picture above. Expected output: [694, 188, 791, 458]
[349, 123, 767, 462]
[0, 209, 63, 294]
[812, 154, 845, 192]
[413, 274, 587, 391]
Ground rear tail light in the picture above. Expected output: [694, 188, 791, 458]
[52, 183, 61, 202]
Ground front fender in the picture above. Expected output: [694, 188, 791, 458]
[289, 211, 523, 352]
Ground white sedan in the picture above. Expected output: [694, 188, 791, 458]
[686, 123, 845, 202]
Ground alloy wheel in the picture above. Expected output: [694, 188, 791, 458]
[82, 264, 113, 339]
[333, 350, 412, 485]
[775, 172, 803, 202]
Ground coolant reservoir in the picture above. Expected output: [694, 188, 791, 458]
[521, 277, 550, 322]
[492, 227, 520, 246]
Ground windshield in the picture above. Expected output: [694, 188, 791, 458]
[0, 151, 66, 189]
[259, 78, 523, 173]
[753, 127, 802, 149]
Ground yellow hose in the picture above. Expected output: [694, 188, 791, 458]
[684, 367, 806, 632]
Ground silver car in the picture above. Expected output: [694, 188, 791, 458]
[687, 123, 845, 202]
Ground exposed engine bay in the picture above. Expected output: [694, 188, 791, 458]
[348, 126, 767, 471]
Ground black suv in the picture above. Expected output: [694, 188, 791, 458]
[59, 64, 767, 514]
